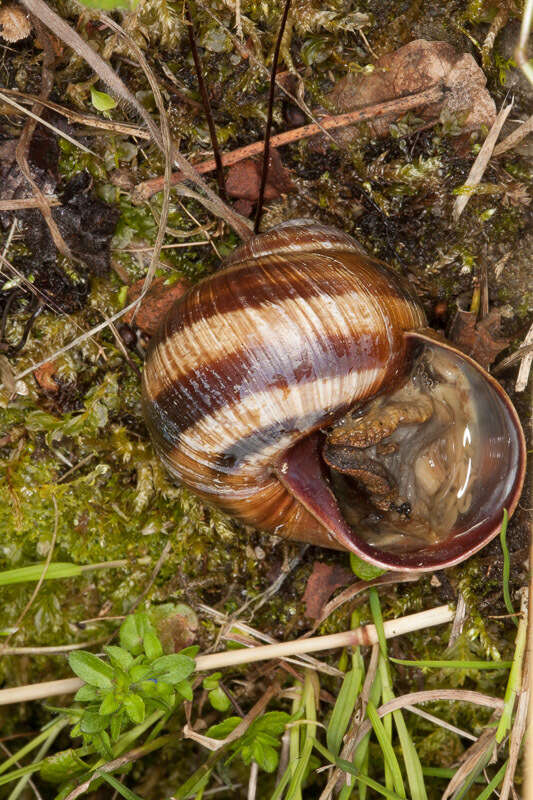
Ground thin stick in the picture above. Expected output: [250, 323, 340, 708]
[0, 92, 96, 155]
[352, 689, 505, 749]
[0, 198, 60, 211]
[254, 0, 292, 233]
[452, 100, 513, 222]
[186, 2, 226, 201]
[0, 87, 151, 139]
[135, 83, 445, 201]
[493, 113, 533, 156]
[514, 320, 533, 392]
[0, 604, 454, 706]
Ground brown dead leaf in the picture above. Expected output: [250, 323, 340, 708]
[303, 562, 353, 620]
[226, 148, 295, 202]
[449, 308, 509, 370]
[34, 360, 58, 393]
[328, 39, 496, 140]
[124, 276, 189, 337]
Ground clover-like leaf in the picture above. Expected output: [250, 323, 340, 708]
[69, 652, 114, 689]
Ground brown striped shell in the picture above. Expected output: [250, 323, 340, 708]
[142, 220, 525, 572]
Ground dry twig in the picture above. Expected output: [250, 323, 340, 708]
[452, 100, 514, 221]
[135, 83, 445, 201]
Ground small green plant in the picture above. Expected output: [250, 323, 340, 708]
[68, 611, 196, 757]
[207, 711, 291, 773]
[202, 672, 231, 712]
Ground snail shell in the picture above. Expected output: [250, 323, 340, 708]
[142, 220, 525, 572]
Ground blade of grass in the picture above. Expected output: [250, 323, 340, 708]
[389, 658, 511, 670]
[369, 589, 428, 800]
[7, 721, 64, 800]
[0, 718, 67, 776]
[285, 671, 317, 800]
[499, 510, 516, 625]
[327, 650, 364, 756]
[0, 560, 128, 585]
[496, 588, 528, 743]
[101, 773, 145, 800]
[422, 767, 484, 782]
[313, 739, 404, 800]
[366, 700, 406, 798]
[473, 760, 508, 800]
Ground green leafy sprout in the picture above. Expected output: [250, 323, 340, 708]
[68, 612, 197, 758]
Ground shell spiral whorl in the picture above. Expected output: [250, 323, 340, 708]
[142, 221, 426, 544]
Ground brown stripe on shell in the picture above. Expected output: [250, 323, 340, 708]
[223, 218, 366, 266]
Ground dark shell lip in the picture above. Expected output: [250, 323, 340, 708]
[279, 329, 526, 573]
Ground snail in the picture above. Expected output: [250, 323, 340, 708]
[142, 219, 525, 572]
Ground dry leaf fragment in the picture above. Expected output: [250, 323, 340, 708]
[449, 308, 509, 370]
[124, 276, 189, 337]
[302, 561, 353, 620]
[0, 4, 31, 42]
[225, 149, 295, 202]
[328, 39, 496, 141]
[34, 360, 58, 393]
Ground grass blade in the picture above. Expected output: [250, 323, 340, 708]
[366, 700, 406, 798]
[327, 650, 363, 756]
[499, 510, 516, 625]
[101, 773, 145, 799]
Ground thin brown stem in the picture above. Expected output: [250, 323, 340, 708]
[135, 83, 445, 202]
[254, 0, 292, 234]
[186, 2, 226, 201]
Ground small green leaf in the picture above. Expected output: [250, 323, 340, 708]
[74, 684, 100, 703]
[206, 716, 241, 739]
[123, 694, 145, 724]
[99, 692, 121, 715]
[91, 88, 117, 112]
[151, 653, 195, 684]
[144, 629, 163, 660]
[69, 651, 114, 689]
[120, 612, 152, 655]
[202, 672, 222, 691]
[209, 687, 231, 712]
[176, 679, 193, 701]
[350, 553, 386, 581]
[129, 663, 151, 682]
[104, 645, 134, 671]
[93, 730, 113, 759]
[110, 711, 124, 742]
[80, 711, 108, 734]
[255, 743, 278, 773]
[39, 749, 88, 784]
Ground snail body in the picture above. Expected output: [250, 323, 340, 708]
[142, 220, 525, 571]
